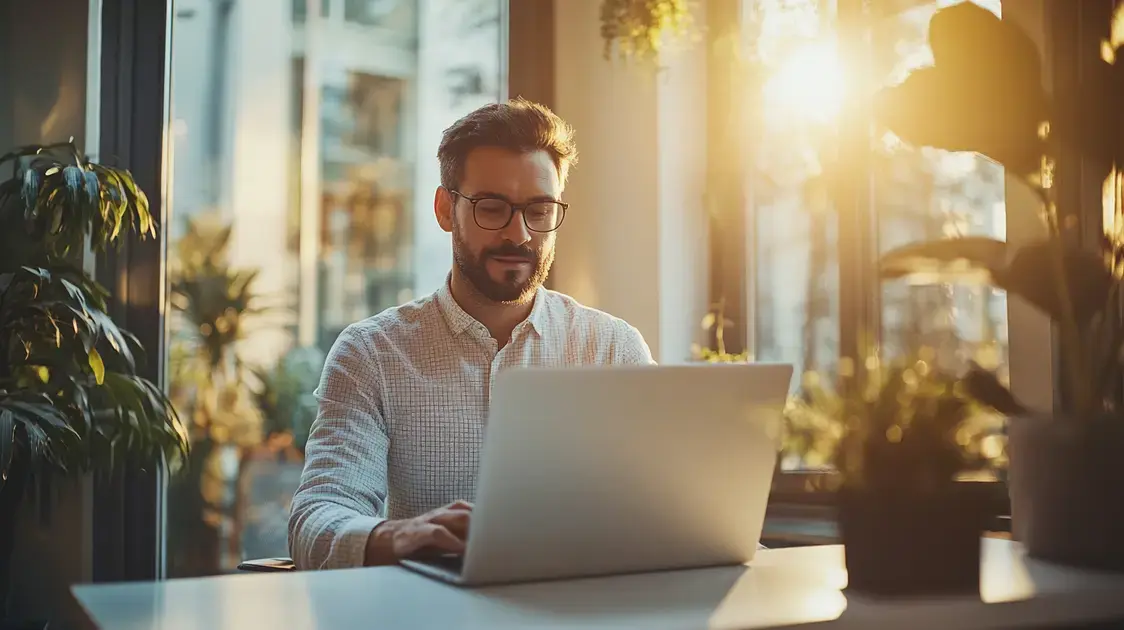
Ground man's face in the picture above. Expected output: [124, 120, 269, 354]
[439, 147, 561, 304]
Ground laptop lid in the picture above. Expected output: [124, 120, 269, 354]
[459, 363, 793, 586]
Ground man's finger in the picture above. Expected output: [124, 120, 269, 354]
[424, 525, 466, 553]
[447, 500, 473, 511]
[432, 510, 471, 539]
[394, 524, 465, 559]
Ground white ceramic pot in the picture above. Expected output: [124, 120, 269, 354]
[1007, 413, 1124, 570]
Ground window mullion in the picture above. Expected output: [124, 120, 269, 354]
[835, 0, 879, 379]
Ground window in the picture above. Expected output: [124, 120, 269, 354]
[743, 0, 1010, 478]
[745, 0, 842, 472]
[164, 0, 507, 576]
[343, 0, 411, 27]
[293, 0, 331, 22]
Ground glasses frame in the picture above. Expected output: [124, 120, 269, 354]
[446, 188, 568, 233]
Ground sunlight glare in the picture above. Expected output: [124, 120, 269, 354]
[763, 40, 846, 126]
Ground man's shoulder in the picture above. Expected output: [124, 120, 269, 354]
[541, 290, 653, 363]
[541, 289, 638, 335]
[339, 293, 442, 345]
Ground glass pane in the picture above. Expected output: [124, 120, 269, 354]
[744, 0, 841, 470]
[874, 0, 1008, 470]
[165, 0, 507, 576]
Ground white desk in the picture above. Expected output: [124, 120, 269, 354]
[72, 539, 1124, 630]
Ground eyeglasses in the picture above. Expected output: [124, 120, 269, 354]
[446, 188, 567, 233]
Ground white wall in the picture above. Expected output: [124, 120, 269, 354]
[656, 25, 711, 364]
[552, 1, 710, 364]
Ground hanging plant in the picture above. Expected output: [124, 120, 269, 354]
[600, 0, 694, 63]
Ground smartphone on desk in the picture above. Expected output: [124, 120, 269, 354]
[237, 557, 297, 572]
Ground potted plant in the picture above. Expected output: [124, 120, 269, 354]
[599, 0, 694, 63]
[803, 354, 995, 596]
[0, 141, 189, 623]
[873, 2, 1124, 570]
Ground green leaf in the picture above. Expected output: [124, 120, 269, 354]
[6, 400, 71, 431]
[879, 237, 1008, 285]
[873, 2, 1049, 176]
[21, 266, 51, 282]
[700, 312, 716, 330]
[22, 423, 48, 465]
[59, 278, 89, 315]
[928, 1, 1042, 89]
[88, 309, 135, 368]
[89, 348, 105, 385]
[962, 363, 1026, 416]
[879, 237, 1115, 324]
[996, 242, 1114, 324]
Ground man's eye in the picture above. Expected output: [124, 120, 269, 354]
[477, 202, 508, 215]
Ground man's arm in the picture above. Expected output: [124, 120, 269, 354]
[288, 325, 389, 570]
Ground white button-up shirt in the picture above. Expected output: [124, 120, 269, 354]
[288, 281, 655, 570]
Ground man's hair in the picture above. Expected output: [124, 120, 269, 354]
[437, 97, 578, 190]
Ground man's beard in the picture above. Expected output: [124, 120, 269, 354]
[452, 227, 553, 304]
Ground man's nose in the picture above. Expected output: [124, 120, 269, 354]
[500, 210, 532, 245]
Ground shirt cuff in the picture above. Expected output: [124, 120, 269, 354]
[337, 514, 387, 569]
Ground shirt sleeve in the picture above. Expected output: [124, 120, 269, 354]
[288, 325, 389, 570]
[611, 319, 657, 365]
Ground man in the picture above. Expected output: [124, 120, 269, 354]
[288, 98, 655, 570]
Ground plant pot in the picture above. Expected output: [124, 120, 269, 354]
[1008, 414, 1124, 571]
[838, 485, 987, 597]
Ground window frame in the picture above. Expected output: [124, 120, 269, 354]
[91, 0, 173, 581]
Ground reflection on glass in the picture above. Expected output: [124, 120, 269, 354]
[166, 0, 506, 576]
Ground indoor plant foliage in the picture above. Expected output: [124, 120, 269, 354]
[167, 214, 268, 576]
[599, 0, 694, 63]
[0, 141, 188, 618]
[875, 2, 1124, 568]
[690, 299, 749, 363]
[253, 345, 325, 454]
[800, 350, 996, 595]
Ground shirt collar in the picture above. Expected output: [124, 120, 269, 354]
[435, 277, 547, 338]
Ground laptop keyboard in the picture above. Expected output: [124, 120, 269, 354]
[414, 553, 464, 573]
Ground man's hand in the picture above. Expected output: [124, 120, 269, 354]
[363, 500, 473, 566]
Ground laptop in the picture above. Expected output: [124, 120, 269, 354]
[399, 362, 793, 586]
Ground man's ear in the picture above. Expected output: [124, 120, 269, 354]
[434, 187, 454, 233]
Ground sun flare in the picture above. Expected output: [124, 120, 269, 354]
[762, 40, 846, 126]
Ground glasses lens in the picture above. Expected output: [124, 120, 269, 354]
[474, 198, 511, 229]
[524, 202, 563, 232]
